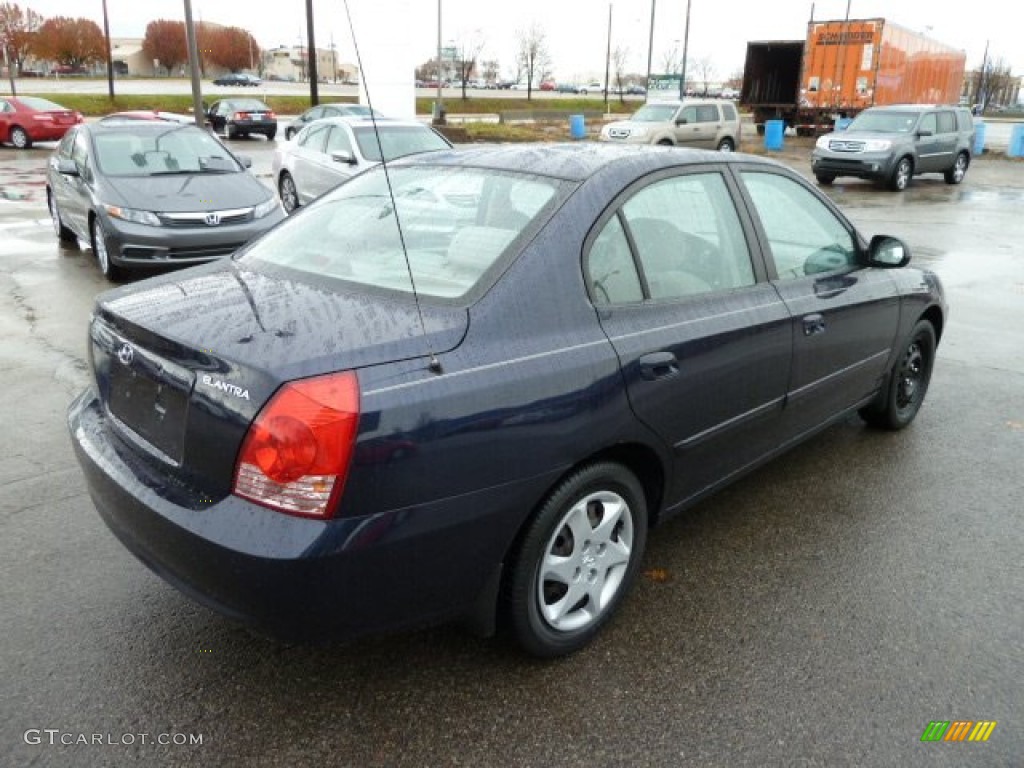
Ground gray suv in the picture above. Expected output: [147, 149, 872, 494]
[598, 99, 741, 151]
[811, 104, 975, 191]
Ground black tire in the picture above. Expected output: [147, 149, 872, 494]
[285, 127, 296, 140]
[944, 151, 969, 184]
[225, 123, 237, 140]
[10, 125, 31, 149]
[656, 138, 674, 146]
[716, 137, 735, 152]
[90, 217, 124, 281]
[266, 129, 277, 141]
[815, 173, 835, 186]
[278, 172, 299, 214]
[888, 157, 913, 191]
[860, 320, 936, 430]
[505, 462, 648, 658]
[48, 190, 76, 243]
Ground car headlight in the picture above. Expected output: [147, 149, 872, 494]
[863, 139, 892, 152]
[815, 135, 832, 150]
[253, 196, 281, 219]
[103, 205, 161, 227]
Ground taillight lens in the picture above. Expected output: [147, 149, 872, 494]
[234, 111, 249, 120]
[233, 371, 359, 519]
[266, 110, 277, 119]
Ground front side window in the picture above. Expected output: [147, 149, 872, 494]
[936, 111, 955, 133]
[299, 123, 329, 152]
[324, 126, 353, 156]
[741, 171, 857, 279]
[696, 105, 718, 122]
[241, 166, 569, 300]
[918, 113, 937, 134]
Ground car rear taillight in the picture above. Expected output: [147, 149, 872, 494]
[233, 372, 359, 519]
[266, 111, 277, 119]
[234, 111, 249, 120]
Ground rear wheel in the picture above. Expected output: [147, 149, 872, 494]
[716, 137, 735, 152]
[944, 151, 969, 184]
[266, 129, 277, 141]
[860, 320, 936, 430]
[90, 217, 123, 281]
[888, 157, 913, 191]
[656, 138, 673, 146]
[278, 172, 299, 214]
[505, 462, 648, 658]
[285, 127, 296, 140]
[10, 125, 31, 149]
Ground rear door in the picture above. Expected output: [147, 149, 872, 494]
[586, 166, 792, 505]
[736, 167, 900, 438]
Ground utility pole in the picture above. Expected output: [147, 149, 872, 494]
[435, 0, 444, 124]
[183, 0, 205, 128]
[101, 0, 114, 98]
[305, 0, 319, 105]
[679, 0, 692, 98]
[645, 0, 656, 95]
[603, 3, 612, 114]
[976, 39, 990, 111]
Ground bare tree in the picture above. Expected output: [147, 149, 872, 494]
[612, 46, 629, 103]
[515, 23, 550, 100]
[693, 56, 716, 95]
[455, 33, 485, 100]
[480, 58, 499, 85]
[659, 43, 680, 75]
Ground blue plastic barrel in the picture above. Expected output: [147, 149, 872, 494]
[1008, 124, 1024, 158]
[973, 122, 986, 155]
[764, 119, 785, 151]
[834, 117, 853, 131]
[569, 114, 586, 140]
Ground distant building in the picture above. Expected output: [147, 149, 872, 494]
[262, 45, 358, 84]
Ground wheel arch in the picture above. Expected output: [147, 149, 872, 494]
[920, 304, 944, 343]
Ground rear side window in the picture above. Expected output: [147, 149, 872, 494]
[956, 109, 973, 131]
[586, 172, 755, 303]
[722, 104, 738, 121]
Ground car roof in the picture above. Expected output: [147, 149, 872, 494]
[84, 120, 205, 136]
[399, 142, 784, 183]
[311, 116, 416, 128]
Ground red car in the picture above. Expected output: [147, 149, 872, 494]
[0, 96, 83, 149]
[539, 81, 556, 91]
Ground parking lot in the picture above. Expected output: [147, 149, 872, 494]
[1, 133, 1022, 766]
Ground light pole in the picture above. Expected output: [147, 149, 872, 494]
[305, 0, 319, 105]
[645, 0, 656, 94]
[603, 3, 612, 114]
[434, 0, 444, 124]
[679, 0, 691, 98]
[182, 0, 205, 128]
[101, 0, 114, 98]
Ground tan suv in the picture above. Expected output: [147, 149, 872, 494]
[598, 98, 741, 151]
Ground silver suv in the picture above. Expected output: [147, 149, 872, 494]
[598, 99, 741, 151]
[811, 104, 975, 191]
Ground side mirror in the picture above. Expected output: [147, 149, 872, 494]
[331, 150, 356, 165]
[867, 235, 910, 268]
[235, 154, 253, 168]
[917, 128, 934, 137]
[56, 157, 79, 177]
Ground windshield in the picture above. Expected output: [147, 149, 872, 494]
[630, 104, 679, 122]
[94, 126, 241, 176]
[847, 110, 921, 133]
[352, 126, 451, 162]
[241, 165, 569, 300]
[19, 96, 66, 112]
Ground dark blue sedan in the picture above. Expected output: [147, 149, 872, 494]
[69, 144, 946, 657]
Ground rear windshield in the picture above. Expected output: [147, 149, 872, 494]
[224, 100, 270, 111]
[18, 96, 66, 111]
[630, 104, 679, 122]
[847, 110, 920, 133]
[240, 165, 570, 300]
[352, 126, 451, 162]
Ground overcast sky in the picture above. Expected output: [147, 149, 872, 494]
[24, 0, 1024, 81]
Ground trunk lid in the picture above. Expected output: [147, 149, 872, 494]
[90, 260, 466, 496]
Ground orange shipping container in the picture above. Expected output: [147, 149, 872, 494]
[802, 18, 965, 110]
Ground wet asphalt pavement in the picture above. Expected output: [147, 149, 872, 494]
[1, 138, 1022, 767]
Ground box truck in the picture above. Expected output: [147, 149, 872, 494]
[741, 18, 966, 135]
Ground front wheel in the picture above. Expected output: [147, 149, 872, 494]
[10, 125, 31, 149]
[48, 191, 76, 243]
[944, 152, 969, 184]
[860, 320, 936, 430]
[888, 157, 913, 191]
[716, 137, 735, 152]
[505, 462, 648, 658]
[278, 172, 299, 214]
[285, 127, 296, 140]
[815, 173, 835, 186]
[91, 217, 123, 281]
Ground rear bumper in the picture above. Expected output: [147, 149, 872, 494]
[68, 390, 539, 641]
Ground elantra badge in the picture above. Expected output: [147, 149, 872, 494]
[201, 374, 250, 400]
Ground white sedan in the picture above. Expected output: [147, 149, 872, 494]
[272, 116, 452, 213]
